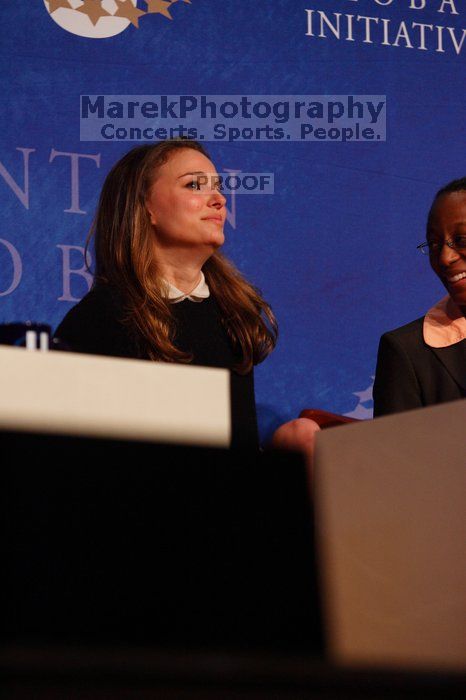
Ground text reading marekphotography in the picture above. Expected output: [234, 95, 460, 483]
[80, 95, 387, 143]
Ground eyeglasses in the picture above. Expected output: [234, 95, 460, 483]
[417, 235, 466, 256]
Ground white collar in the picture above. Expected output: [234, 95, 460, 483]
[163, 271, 210, 304]
[423, 295, 466, 347]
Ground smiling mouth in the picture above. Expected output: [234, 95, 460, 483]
[446, 272, 466, 284]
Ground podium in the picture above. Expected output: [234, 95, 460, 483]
[314, 399, 466, 671]
[1, 347, 323, 649]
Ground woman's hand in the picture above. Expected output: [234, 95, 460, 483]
[269, 418, 321, 475]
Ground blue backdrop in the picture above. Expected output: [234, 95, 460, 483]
[0, 0, 464, 441]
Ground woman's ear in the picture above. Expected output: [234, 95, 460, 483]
[146, 201, 157, 226]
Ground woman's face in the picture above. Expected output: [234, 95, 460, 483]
[145, 148, 226, 255]
[428, 191, 466, 309]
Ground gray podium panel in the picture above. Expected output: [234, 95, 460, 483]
[314, 399, 466, 671]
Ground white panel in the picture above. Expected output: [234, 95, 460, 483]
[0, 346, 230, 447]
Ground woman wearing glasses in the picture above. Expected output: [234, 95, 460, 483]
[373, 177, 466, 416]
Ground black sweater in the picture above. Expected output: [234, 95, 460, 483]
[54, 284, 259, 449]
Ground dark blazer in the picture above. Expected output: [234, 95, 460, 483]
[373, 316, 466, 417]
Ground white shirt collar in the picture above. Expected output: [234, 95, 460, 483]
[423, 295, 466, 347]
[163, 271, 210, 304]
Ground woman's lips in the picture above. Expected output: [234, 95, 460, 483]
[202, 217, 223, 225]
[445, 272, 466, 298]
[446, 271, 466, 287]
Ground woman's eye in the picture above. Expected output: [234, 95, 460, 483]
[185, 179, 222, 193]
[454, 235, 466, 249]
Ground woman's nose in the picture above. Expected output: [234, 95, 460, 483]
[438, 240, 460, 266]
[209, 189, 226, 207]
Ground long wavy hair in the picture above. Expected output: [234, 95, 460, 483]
[87, 139, 278, 374]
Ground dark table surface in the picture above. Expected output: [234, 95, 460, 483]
[2, 644, 465, 700]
